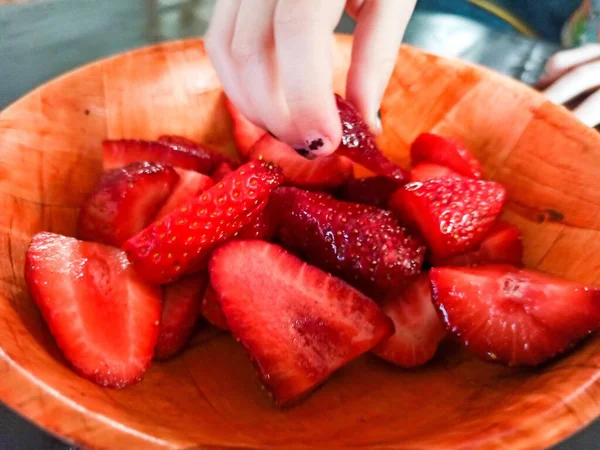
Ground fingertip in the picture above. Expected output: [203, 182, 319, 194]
[298, 119, 342, 158]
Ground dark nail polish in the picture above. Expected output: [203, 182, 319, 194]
[377, 109, 381, 120]
[307, 138, 324, 151]
[294, 147, 316, 160]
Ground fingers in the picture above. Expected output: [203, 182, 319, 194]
[230, 0, 292, 139]
[274, 0, 346, 156]
[538, 44, 600, 88]
[346, 0, 417, 134]
[543, 60, 600, 105]
[205, 0, 264, 126]
[572, 89, 600, 127]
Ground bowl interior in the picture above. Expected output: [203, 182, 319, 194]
[1, 35, 600, 450]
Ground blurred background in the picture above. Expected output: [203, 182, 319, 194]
[0, 0, 593, 449]
[0, 0, 560, 110]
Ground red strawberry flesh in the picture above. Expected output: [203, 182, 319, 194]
[335, 95, 408, 182]
[373, 274, 446, 367]
[250, 134, 353, 191]
[410, 163, 460, 182]
[225, 97, 266, 158]
[103, 139, 215, 173]
[235, 203, 278, 240]
[25, 232, 162, 387]
[209, 240, 393, 405]
[200, 284, 229, 330]
[155, 275, 207, 360]
[389, 177, 506, 258]
[430, 265, 600, 366]
[158, 134, 234, 171]
[123, 161, 284, 284]
[212, 161, 234, 182]
[155, 169, 214, 220]
[79, 162, 179, 247]
[337, 176, 399, 208]
[430, 221, 523, 267]
[410, 133, 483, 179]
[273, 187, 425, 295]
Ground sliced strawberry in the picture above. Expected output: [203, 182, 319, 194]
[225, 97, 266, 158]
[236, 204, 278, 240]
[411, 133, 483, 179]
[389, 177, 506, 258]
[25, 232, 161, 387]
[209, 240, 392, 405]
[103, 139, 215, 173]
[155, 275, 207, 360]
[158, 134, 234, 170]
[200, 284, 229, 330]
[430, 265, 600, 366]
[273, 187, 425, 295]
[124, 161, 284, 284]
[212, 161, 234, 182]
[157, 134, 202, 148]
[336, 176, 399, 208]
[155, 169, 214, 220]
[79, 162, 179, 247]
[335, 95, 408, 183]
[430, 221, 523, 267]
[372, 274, 446, 368]
[249, 134, 353, 191]
[409, 163, 460, 182]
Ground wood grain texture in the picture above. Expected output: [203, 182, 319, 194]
[0, 35, 599, 450]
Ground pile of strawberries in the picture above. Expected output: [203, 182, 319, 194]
[25, 95, 600, 406]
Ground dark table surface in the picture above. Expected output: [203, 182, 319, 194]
[0, 1, 598, 448]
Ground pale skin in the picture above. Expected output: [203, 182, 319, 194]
[206, 1, 600, 160]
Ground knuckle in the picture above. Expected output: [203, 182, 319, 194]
[230, 38, 262, 65]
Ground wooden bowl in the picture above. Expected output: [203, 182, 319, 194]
[1, 35, 599, 450]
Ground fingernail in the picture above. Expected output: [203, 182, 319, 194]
[374, 113, 382, 136]
[294, 133, 332, 159]
[369, 110, 382, 136]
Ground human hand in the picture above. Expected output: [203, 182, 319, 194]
[205, 0, 416, 157]
[538, 44, 600, 127]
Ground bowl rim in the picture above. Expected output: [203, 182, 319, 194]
[1, 35, 600, 450]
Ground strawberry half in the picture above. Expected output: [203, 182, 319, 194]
[158, 134, 233, 171]
[155, 169, 214, 220]
[124, 161, 284, 284]
[389, 177, 506, 258]
[200, 284, 229, 330]
[410, 133, 483, 179]
[431, 265, 600, 366]
[155, 275, 207, 360]
[273, 187, 425, 295]
[225, 97, 266, 158]
[249, 134, 353, 191]
[209, 240, 393, 405]
[372, 274, 446, 368]
[212, 161, 234, 182]
[335, 95, 408, 183]
[79, 162, 179, 247]
[235, 204, 278, 240]
[337, 176, 399, 208]
[409, 163, 460, 182]
[25, 232, 162, 387]
[103, 139, 215, 174]
[430, 221, 523, 267]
